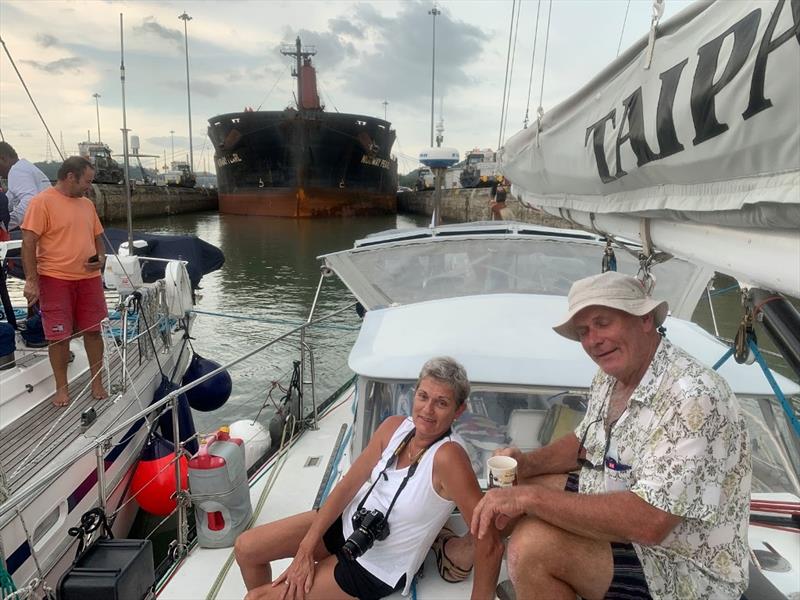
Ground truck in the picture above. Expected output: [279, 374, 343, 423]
[164, 161, 197, 188]
[458, 148, 507, 188]
[78, 141, 123, 184]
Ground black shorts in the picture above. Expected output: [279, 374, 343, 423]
[565, 473, 652, 600]
[322, 515, 406, 600]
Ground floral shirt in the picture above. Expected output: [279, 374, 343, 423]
[574, 338, 751, 599]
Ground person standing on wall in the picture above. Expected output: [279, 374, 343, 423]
[21, 156, 109, 407]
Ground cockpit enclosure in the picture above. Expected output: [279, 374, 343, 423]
[321, 225, 712, 320]
[351, 377, 800, 496]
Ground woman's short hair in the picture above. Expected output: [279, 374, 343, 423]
[417, 356, 470, 406]
[57, 156, 93, 182]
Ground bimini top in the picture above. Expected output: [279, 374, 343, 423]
[347, 292, 800, 398]
[320, 222, 711, 321]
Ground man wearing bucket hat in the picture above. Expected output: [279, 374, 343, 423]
[472, 271, 751, 600]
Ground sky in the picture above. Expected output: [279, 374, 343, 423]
[0, 0, 694, 175]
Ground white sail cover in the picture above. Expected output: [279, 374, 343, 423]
[502, 0, 800, 295]
[503, 0, 799, 225]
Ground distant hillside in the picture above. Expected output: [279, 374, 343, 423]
[399, 169, 421, 187]
[34, 161, 154, 182]
[34, 161, 60, 181]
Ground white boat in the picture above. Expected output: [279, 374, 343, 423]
[0, 239, 200, 597]
[152, 221, 799, 600]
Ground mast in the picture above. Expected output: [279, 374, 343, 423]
[119, 13, 133, 250]
[281, 37, 316, 111]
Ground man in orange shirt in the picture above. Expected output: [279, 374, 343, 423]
[21, 156, 108, 407]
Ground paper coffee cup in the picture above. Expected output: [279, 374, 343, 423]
[487, 455, 518, 488]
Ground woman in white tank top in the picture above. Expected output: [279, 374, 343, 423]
[235, 356, 503, 600]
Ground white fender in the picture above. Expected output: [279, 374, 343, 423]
[165, 261, 193, 318]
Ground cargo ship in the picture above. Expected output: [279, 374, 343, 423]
[208, 37, 397, 218]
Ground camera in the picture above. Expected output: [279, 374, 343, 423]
[341, 508, 389, 560]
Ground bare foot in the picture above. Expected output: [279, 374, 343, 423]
[52, 389, 70, 407]
[91, 381, 109, 400]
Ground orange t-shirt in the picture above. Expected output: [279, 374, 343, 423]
[21, 187, 104, 280]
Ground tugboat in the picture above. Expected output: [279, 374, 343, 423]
[207, 37, 398, 218]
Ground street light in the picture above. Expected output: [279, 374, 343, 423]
[170, 130, 175, 163]
[179, 11, 194, 173]
[92, 93, 102, 142]
[428, 5, 440, 147]
[382, 100, 388, 122]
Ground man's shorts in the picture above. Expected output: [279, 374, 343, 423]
[39, 275, 108, 341]
[322, 514, 405, 600]
[565, 473, 652, 600]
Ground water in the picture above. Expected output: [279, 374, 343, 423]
[133, 211, 431, 433]
[130, 210, 797, 436]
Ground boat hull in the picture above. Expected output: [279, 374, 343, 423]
[219, 187, 396, 218]
[209, 110, 397, 218]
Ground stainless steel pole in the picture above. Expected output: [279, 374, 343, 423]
[428, 7, 440, 147]
[93, 93, 102, 142]
[179, 12, 194, 173]
[119, 14, 133, 251]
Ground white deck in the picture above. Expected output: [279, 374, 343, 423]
[157, 390, 510, 600]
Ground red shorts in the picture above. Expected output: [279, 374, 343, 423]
[38, 275, 108, 341]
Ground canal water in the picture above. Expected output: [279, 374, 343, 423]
[131, 210, 798, 436]
[135, 211, 431, 434]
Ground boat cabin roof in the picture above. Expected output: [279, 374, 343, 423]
[348, 292, 800, 397]
[321, 222, 712, 321]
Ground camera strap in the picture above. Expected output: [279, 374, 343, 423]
[355, 426, 452, 523]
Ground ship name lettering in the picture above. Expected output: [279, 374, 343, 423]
[585, 0, 798, 184]
[216, 153, 243, 168]
[360, 155, 390, 169]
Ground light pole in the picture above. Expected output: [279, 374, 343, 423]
[382, 100, 388, 122]
[428, 5, 440, 147]
[170, 130, 175, 163]
[179, 11, 194, 173]
[92, 93, 102, 142]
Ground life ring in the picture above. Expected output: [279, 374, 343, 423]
[165, 260, 193, 317]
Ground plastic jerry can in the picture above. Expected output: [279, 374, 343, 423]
[188, 427, 253, 548]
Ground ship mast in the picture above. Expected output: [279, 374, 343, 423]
[281, 37, 316, 111]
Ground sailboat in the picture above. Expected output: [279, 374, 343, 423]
[0, 15, 225, 597]
[3, 2, 797, 599]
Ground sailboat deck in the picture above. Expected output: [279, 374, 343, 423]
[0, 333, 151, 495]
[158, 389, 509, 600]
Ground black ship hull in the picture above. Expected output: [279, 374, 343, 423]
[208, 110, 397, 217]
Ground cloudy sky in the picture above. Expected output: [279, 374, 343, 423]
[1, 0, 693, 175]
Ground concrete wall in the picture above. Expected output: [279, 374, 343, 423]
[89, 184, 218, 222]
[397, 188, 576, 229]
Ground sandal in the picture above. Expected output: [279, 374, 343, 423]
[431, 526, 473, 583]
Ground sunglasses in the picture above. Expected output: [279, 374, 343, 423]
[576, 416, 631, 472]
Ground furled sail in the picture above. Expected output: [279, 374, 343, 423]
[502, 0, 800, 297]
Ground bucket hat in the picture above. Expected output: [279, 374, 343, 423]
[553, 271, 668, 341]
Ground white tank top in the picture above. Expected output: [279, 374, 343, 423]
[342, 417, 464, 595]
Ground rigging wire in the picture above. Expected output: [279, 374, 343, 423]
[523, 0, 543, 129]
[536, 0, 554, 126]
[256, 70, 285, 111]
[497, 0, 517, 150]
[500, 0, 523, 145]
[0, 36, 64, 161]
[617, 0, 632, 57]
